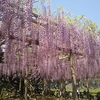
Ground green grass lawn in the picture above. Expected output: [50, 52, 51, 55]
[89, 88, 100, 93]
[51, 87, 100, 93]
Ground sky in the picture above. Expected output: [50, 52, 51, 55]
[35, 0, 100, 28]
[51, 0, 100, 28]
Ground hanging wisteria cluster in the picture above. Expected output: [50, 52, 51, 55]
[0, 0, 100, 81]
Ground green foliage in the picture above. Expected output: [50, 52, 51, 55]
[39, 0, 45, 4]
[33, 6, 40, 13]
[65, 14, 99, 33]
[97, 28, 100, 34]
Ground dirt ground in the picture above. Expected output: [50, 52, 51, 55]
[0, 96, 73, 100]
[34, 96, 70, 100]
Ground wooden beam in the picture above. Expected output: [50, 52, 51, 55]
[0, 39, 5, 46]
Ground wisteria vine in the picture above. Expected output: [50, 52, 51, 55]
[0, 0, 100, 81]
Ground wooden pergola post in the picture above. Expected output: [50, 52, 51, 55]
[24, 66, 29, 100]
[86, 75, 90, 100]
[69, 49, 77, 100]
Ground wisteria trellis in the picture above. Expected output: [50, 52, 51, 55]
[0, 0, 100, 81]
